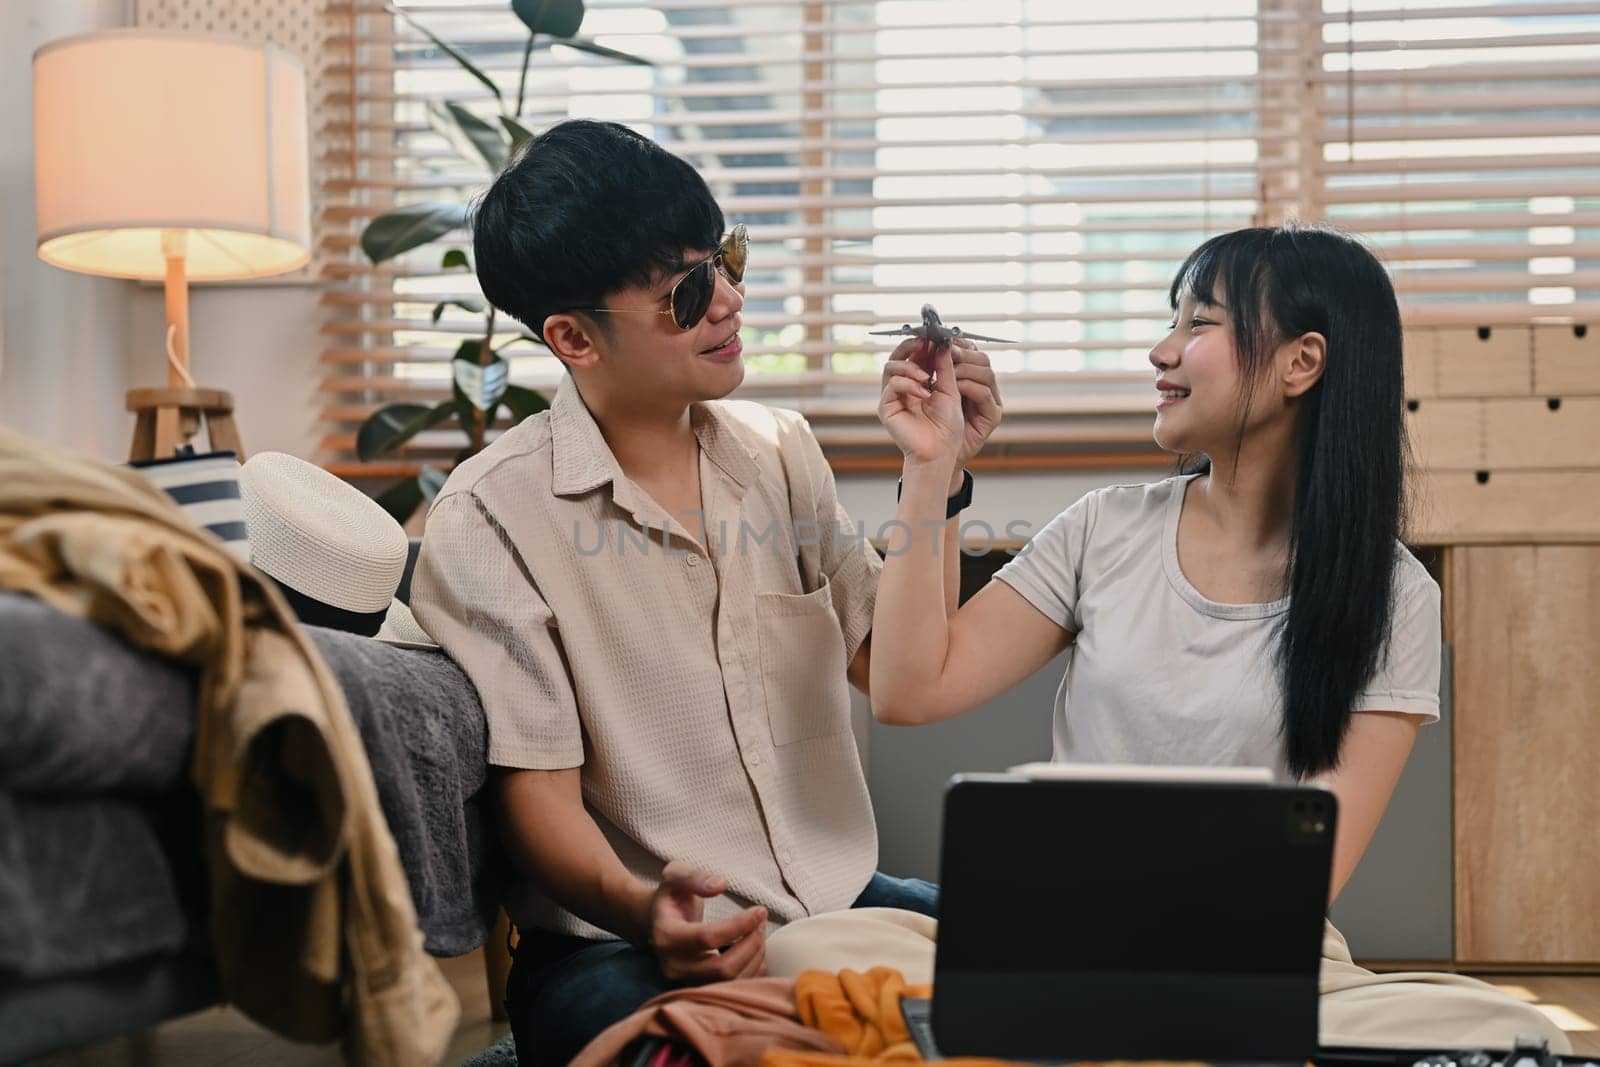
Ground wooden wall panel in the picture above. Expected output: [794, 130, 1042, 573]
[1452, 546, 1600, 964]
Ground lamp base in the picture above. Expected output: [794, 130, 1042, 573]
[126, 387, 244, 461]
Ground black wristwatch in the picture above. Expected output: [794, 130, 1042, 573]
[897, 467, 973, 520]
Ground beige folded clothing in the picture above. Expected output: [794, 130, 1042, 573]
[1320, 923, 1572, 1053]
[767, 908, 937, 985]
[762, 908, 1572, 1054]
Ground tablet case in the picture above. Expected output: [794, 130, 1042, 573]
[931, 773, 1336, 1062]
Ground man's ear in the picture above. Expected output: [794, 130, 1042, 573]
[1282, 331, 1326, 399]
[542, 313, 603, 371]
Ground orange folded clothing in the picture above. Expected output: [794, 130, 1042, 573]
[791, 967, 927, 1060]
[768, 967, 1216, 1067]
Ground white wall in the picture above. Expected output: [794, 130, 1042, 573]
[836, 463, 1174, 882]
[836, 466, 1167, 551]
[835, 464, 1169, 787]
[0, 0, 136, 462]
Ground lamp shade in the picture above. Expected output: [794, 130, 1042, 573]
[33, 30, 311, 282]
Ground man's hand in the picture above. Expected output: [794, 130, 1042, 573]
[645, 861, 768, 983]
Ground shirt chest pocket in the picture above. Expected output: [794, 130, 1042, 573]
[755, 575, 852, 746]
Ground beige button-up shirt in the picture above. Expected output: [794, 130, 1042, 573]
[411, 379, 882, 939]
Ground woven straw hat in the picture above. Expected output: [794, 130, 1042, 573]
[239, 452, 417, 640]
[375, 598, 436, 648]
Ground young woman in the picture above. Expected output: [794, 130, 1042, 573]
[872, 225, 1435, 900]
[867, 224, 1572, 1051]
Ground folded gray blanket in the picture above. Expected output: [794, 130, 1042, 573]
[0, 794, 193, 977]
[0, 592, 502, 974]
[308, 625, 505, 957]
[0, 594, 196, 793]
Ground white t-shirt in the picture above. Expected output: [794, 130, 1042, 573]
[993, 474, 1441, 780]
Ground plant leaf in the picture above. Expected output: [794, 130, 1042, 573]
[442, 249, 471, 271]
[358, 403, 427, 461]
[500, 384, 550, 426]
[451, 394, 476, 433]
[501, 115, 537, 151]
[357, 399, 460, 461]
[426, 100, 507, 172]
[453, 355, 510, 410]
[553, 36, 653, 66]
[386, 2, 502, 106]
[448, 341, 484, 411]
[417, 465, 449, 501]
[515, 35, 535, 119]
[511, 0, 584, 38]
[361, 202, 469, 264]
[431, 298, 486, 324]
[373, 475, 425, 525]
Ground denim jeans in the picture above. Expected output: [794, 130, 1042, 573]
[505, 872, 939, 1067]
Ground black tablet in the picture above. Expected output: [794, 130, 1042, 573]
[930, 767, 1337, 1063]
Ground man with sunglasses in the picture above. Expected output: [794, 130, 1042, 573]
[409, 119, 1002, 1066]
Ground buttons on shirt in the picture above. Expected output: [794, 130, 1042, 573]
[686, 554, 700, 567]
[780, 849, 793, 864]
[749, 752, 761, 767]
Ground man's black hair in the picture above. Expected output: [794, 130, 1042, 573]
[473, 119, 724, 334]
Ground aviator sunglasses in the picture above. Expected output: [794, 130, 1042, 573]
[588, 224, 749, 331]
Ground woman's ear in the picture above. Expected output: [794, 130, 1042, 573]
[1282, 332, 1326, 398]
[543, 313, 603, 371]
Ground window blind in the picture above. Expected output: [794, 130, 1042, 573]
[1311, 0, 1600, 322]
[317, 0, 1599, 474]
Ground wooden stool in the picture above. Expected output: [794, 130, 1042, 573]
[127, 387, 245, 462]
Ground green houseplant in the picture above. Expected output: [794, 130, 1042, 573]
[356, 0, 649, 522]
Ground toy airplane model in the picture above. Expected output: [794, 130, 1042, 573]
[869, 304, 1017, 346]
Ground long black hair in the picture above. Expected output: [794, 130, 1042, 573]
[1169, 225, 1409, 778]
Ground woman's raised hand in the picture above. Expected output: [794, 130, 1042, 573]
[879, 337, 1001, 467]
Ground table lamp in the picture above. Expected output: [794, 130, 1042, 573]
[33, 29, 312, 461]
